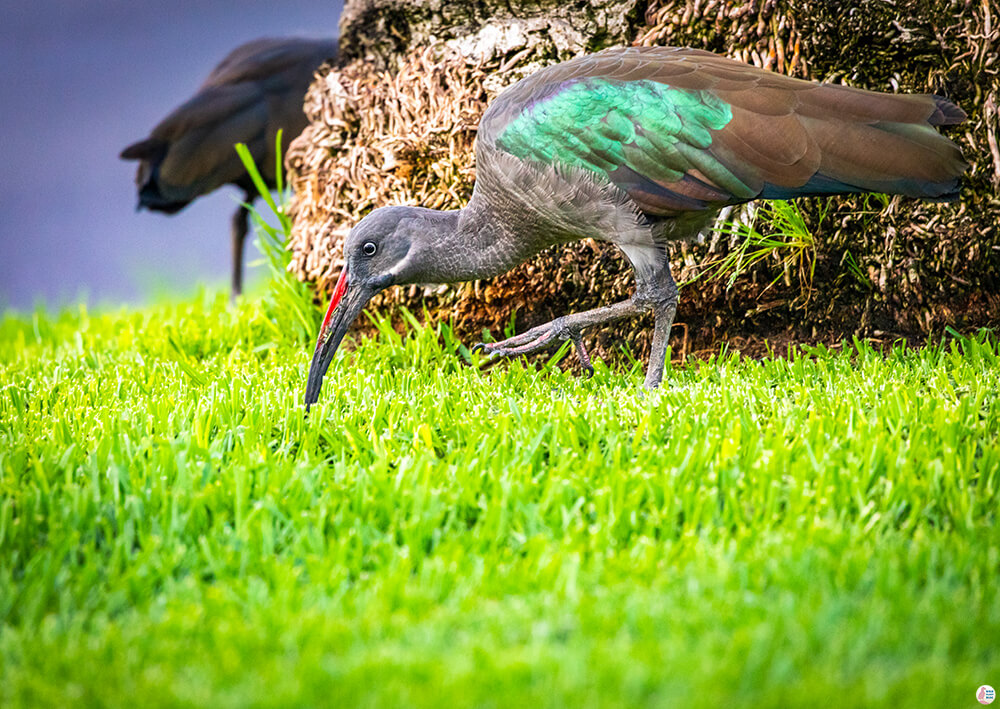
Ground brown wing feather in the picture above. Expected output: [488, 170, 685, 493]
[482, 46, 967, 206]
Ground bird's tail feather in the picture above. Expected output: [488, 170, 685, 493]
[767, 92, 966, 201]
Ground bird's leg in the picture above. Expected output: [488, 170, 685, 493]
[638, 256, 678, 390]
[473, 298, 642, 374]
[230, 202, 250, 301]
[474, 248, 678, 388]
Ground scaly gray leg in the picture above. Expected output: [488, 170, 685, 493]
[641, 259, 678, 389]
[474, 250, 678, 388]
[230, 202, 250, 301]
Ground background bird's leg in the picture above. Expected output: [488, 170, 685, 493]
[230, 198, 252, 301]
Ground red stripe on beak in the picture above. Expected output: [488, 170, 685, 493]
[321, 266, 349, 334]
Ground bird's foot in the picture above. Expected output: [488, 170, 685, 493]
[472, 317, 595, 377]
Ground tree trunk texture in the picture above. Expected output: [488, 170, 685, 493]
[286, 0, 999, 363]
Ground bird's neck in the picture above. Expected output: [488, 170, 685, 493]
[404, 198, 531, 284]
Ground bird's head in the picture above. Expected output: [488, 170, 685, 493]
[304, 206, 422, 406]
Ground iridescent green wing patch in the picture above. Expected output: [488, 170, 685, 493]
[496, 78, 756, 202]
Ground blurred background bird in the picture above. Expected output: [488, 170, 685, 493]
[120, 36, 338, 299]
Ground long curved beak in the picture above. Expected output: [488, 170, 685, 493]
[305, 266, 376, 407]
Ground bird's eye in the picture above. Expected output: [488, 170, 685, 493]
[362, 241, 377, 256]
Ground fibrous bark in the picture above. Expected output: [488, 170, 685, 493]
[287, 0, 999, 361]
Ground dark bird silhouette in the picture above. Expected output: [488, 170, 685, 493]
[120, 37, 338, 299]
[305, 46, 967, 405]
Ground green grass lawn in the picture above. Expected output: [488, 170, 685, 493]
[1, 292, 997, 708]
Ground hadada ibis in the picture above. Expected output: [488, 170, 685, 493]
[305, 45, 967, 405]
[121, 37, 338, 299]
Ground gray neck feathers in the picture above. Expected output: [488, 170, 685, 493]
[399, 196, 538, 284]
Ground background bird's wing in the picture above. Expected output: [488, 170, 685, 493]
[485, 46, 966, 215]
[136, 38, 337, 202]
[146, 83, 270, 200]
[200, 37, 336, 90]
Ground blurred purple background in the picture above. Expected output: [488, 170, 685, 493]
[0, 0, 342, 311]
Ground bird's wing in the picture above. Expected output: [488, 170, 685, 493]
[141, 82, 270, 199]
[132, 39, 338, 202]
[120, 38, 337, 204]
[484, 46, 966, 215]
[200, 37, 337, 90]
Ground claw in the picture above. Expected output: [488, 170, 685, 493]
[471, 342, 487, 354]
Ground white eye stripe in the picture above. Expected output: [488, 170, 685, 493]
[362, 241, 377, 256]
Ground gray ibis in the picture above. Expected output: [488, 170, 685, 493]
[305, 45, 966, 404]
[120, 37, 338, 299]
